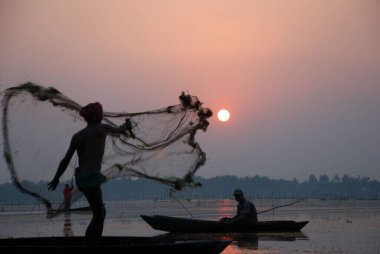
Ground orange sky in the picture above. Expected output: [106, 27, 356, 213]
[1, 0, 380, 181]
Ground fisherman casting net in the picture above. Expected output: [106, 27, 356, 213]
[2, 82, 212, 218]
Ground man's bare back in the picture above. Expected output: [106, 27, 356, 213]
[74, 123, 126, 171]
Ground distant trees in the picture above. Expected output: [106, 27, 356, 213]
[0, 174, 379, 204]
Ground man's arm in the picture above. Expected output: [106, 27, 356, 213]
[220, 207, 239, 222]
[103, 119, 135, 138]
[48, 135, 77, 191]
[103, 123, 128, 133]
[231, 214, 247, 224]
[229, 203, 251, 224]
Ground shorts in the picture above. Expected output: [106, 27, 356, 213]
[75, 168, 106, 191]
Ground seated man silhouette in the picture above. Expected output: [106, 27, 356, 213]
[220, 189, 258, 224]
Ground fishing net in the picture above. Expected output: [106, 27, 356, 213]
[2, 82, 212, 218]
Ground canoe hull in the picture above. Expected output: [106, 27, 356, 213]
[141, 215, 309, 233]
[0, 236, 230, 254]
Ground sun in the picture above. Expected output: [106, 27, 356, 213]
[217, 109, 230, 122]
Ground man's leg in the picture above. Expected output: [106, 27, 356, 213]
[82, 185, 106, 245]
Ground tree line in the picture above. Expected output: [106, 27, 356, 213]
[1, 174, 379, 204]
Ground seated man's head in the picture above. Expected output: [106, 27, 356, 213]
[233, 188, 245, 201]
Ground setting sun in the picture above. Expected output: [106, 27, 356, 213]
[217, 109, 230, 122]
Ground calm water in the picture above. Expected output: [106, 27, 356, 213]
[1, 199, 380, 253]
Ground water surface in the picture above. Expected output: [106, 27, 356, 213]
[1, 199, 379, 253]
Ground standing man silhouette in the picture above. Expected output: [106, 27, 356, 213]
[63, 183, 74, 211]
[48, 102, 132, 245]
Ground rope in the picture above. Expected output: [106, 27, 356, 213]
[172, 194, 193, 218]
[257, 200, 302, 214]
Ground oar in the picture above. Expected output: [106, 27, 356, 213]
[257, 200, 302, 214]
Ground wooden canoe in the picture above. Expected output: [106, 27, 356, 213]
[0, 236, 231, 254]
[141, 215, 309, 233]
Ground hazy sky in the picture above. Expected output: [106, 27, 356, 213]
[1, 0, 379, 182]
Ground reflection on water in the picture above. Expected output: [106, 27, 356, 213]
[1, 199, 380, 253]
[155, 231, 308, 252]
[156, 232, 259, 249]
[63, 213, 73, 237]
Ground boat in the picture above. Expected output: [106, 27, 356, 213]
[0, 236, 231, 254]
[141, 215, 309, 233]
[157, 231, 308, 242]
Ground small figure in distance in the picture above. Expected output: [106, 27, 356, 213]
[48, 102, 133, 245]
[220, 189, 258, 225]
[63, 182, 74, 211]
